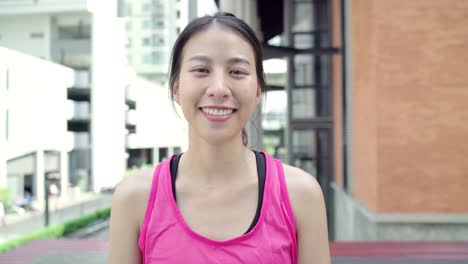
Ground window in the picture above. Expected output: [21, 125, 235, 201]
[30, 32, 44, 39]
[142, 37, 150, 46]
[126, 38, 132, 48]
[176, 10, 180, 19]
[142, 19, 151, 29]
[126, 21, 132, 31]
[127, 55, 132, 64]
[142, 54, 152, 64]
[142, 3, 151, 12]
[176, 27, 181, 34]
[151, 35, 164, 46]
[57, 22, 91, 39]
[151, 51, 165, 64]
[125, 3, 132, 16]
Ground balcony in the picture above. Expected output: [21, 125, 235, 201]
[51, 39, 91, 68]
[67, 118, 90, 132]
[68, 87, 90, 101]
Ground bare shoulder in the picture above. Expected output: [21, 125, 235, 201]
[111, 167, 155, 227]
[282, 163, 324, 209]
[281, 163, 330, 263]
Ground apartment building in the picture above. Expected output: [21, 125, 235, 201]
[123, 0, 194, 84]
[0, 0, 128, 194]
[0, 47, 75, 206]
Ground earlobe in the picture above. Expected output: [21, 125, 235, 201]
[173, 81, 180, 105]
[255, 85, 262, 105]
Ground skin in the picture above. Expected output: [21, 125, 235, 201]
[108, 24, 330, 264]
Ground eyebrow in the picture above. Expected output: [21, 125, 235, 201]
[187, 55, 251, 66]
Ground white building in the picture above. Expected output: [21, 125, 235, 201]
[125, 72, 188, 166]
[123, 0, 210, 83]
[0, 47, 75, 206]
[0, 1, 190, 204]
[0, 0, 127, 193]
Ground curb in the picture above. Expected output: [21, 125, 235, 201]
[68, 219, 110, 238]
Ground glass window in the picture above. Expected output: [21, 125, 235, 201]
[292, 88, 330, 118]
[294, 54, 315, 86]
[142, 19, 151, 29]
[152, 51, 165, 64]
[293, 33, 314, 49]
[142, 3, 151, 12]
[126, 21, 132, 31]
[142, 54, 152, 64]
[292, 128, 330, 177]
[293, 2, 315, 32]
[151, 35, 164, 46]
[57, 23, 91, 39]
[142, 37, 151, 46]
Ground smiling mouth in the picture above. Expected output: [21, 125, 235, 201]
[199, 107, 237, 116]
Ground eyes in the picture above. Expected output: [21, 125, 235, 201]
[190, 67, 248, 78]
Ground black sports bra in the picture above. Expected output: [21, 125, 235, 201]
[169, 151, 266, 234]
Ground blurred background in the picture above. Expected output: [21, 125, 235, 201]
[0, 0, 467, 260]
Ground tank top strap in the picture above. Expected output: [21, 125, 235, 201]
[138, 156, 173, 257]
[262, 152, 298, 261]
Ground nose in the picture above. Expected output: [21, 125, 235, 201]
[207, 70, 231, 98]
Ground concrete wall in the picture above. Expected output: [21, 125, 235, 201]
[0, 47, 74, 200]
[0, 47, 74, 159]
[91, 4, 127, 192]
[333, 183, 468, 241]
[126, 75, 188, 151]
[0, 14, 51, 60]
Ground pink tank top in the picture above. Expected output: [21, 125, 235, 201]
[138, 152, 297, 263]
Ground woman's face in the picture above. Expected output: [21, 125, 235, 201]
[173, 24, 261, 145]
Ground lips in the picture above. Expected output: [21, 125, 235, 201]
[199, 106, 237, 122]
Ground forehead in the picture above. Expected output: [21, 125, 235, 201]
[182, 24, 256, 62]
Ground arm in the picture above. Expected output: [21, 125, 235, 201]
[284, 164, 331, 264]
[108, 169, 153, 264]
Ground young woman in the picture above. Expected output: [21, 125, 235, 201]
[108, 12, 330, 264]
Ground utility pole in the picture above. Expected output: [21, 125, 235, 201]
[44, 176, 50, 226]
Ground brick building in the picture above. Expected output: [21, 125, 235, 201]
[219, 0, 468, 240]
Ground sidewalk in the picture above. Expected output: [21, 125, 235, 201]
[0, 192, 113, 244]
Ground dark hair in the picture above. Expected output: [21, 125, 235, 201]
[168, 12, 267, 146]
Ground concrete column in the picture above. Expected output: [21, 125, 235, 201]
[91, 2, 127, 192]
[59, 150, 68, 197]
[219, 0, 264, 150]
[35, 150, 45, 209]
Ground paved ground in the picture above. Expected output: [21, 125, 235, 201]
[1, 236, 467, 264]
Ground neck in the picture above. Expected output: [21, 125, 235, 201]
[180, 130, 255, 184]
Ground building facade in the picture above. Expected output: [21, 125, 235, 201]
[220, 0, 468, 241]
[0, 0, 129, 193]
[0, 47, 75, 208]
[123, 0, 195, 84]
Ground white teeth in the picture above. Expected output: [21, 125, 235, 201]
[201, 108, 233, 116]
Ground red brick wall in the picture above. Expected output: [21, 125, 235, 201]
[350, 0, 379, 212]
[351, 0, 468, 213]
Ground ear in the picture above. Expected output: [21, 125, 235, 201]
[173, 81, 180, 105]
[255, 84, 262, 105]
